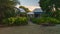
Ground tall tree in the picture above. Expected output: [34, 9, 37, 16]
[39, 0, 60, 17]
[39, 0, 60, 11]
[0, 0, 19, 20]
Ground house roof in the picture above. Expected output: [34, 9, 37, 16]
[33, 8, 43, 12]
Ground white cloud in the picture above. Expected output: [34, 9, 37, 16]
[25, 6, 40, 11]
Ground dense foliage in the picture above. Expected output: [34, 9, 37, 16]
[32, 17, 60, 25]
[38, 0, 60, 25]
[39, 0, 60, 17]
[0, 0, 19, 21]
[2, 17, 28, 26]
[39, 0, 60, 11]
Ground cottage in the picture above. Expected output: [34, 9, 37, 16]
[33, 8, 43, 17]
[27, 8, 43, 18]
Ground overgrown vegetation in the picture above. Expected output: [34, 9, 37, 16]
[33, 0, 60, 25]
[2, 17, 28, 26]
[32, 17, 60, 25]
[0, 0, 60, 26]
[0, 0, 28, 26]
[0, 0, 20, 22]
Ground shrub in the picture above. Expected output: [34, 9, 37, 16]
[32, 17, 60, 25]
[2, 17, 28, 26]
[14, 17, 28, 25]
[32, 17, 47, 24]
[47, 17, 60, 24]
[2, 17, 16, 26]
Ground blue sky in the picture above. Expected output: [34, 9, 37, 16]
[17, 0, 40, 11]
[19, 0, 39, 6]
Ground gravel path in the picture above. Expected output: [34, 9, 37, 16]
[0, 24, 60, 34]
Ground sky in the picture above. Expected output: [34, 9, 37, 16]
[17, 0, 40, 11]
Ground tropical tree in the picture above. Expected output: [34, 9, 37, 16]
[39, 0, 60, 17]
[0, 0, 20, 21]
[19, 6, 31, 13]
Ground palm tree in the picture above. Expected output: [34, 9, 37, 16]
[0, 0, 20, 21]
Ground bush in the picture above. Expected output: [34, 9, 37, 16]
[14, 17, 28, 25]
[2, 17, 28, 26]
[2, 17, 16, 26]
[32, 17, 60, 25]
[47, 17, 60, 24]
[32, 17, 47, 24]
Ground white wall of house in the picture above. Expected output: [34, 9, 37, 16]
[19, 8, 26, 12]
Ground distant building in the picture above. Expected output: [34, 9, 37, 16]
[33, 8, 43, 17]
[27, 8, 43, 17]
[16, 8, 43, 17]
[27, 12, 34, 18]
